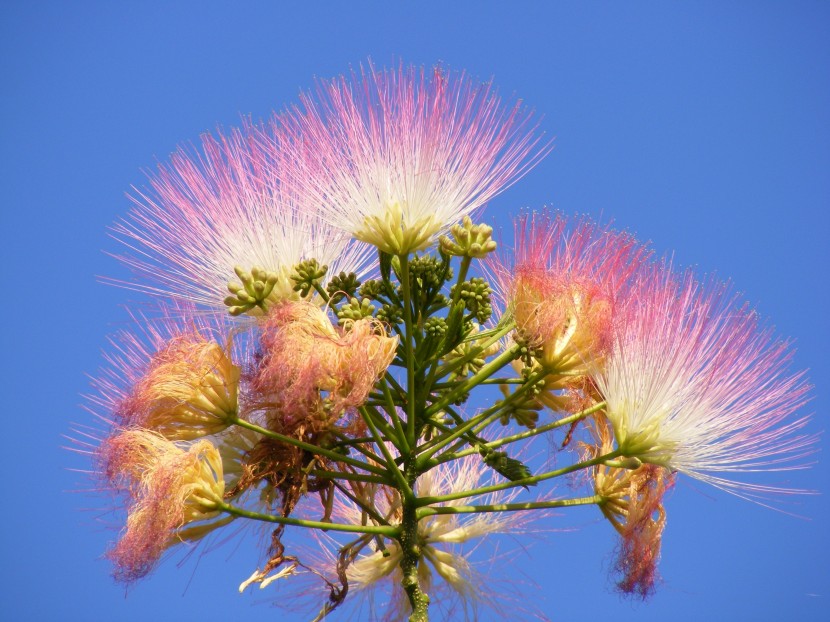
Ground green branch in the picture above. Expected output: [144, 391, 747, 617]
[218, 502, 398, 537]
[415, 450, 622, 507]
[399, 254, 418, 447]
[434, 401, 607, 465]
[230, 417, 388, 478]
[424, 342, 521, 418]
[358, 405, 414, 500]
[416, 495, 602, 520]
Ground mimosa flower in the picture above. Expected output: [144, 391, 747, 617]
[122, 335, 239, 440]
[489, 213, 649, 412]
[100, 429, 227, 582]
[110, 125, 373, 314]
[88, 310, 240, 441]
[592, 266, 813, 499]
[253, 301, 398, 434]
[281, 62, 547, 254]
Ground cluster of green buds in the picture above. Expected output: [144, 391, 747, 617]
[291, 258, 329, 297]
[224, 266, 283, 316]
[336, 297, 376, 324]
[450, 277, 493, 323]
[439, 215, 497, 258]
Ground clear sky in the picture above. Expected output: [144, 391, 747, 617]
[2, 2, 828, 621]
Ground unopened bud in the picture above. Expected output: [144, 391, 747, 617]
[440, 216, 497, 258]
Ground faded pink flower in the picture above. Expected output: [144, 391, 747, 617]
[279, 62, 548, 254]
[592, 265, 814, 500]
[584, 414, 674, 598]
[100, 429, 227, 582]
[88, 308, 240, 441]
[253, 301, 398, 434]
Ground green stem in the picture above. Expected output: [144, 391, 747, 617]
[416, 495, 603, 520]
[330, 480, 389, 526]
[435, 401, 607, 465]
[311, 281, 330, 303]
[358, 405, 414, 500]
[453, 256, 472, 300]
[432, 377, 524, 389]
[329, 431, 385, 464]
[399, 484, 430, 621]
[308, 469, 386, 484]
[399, 254, 418, 447]
[424, 343, 521, 419]
[360, 403, 401, 448]
[218, 502, 398, 536]
[381, 376, 410, 454]
[230, 417, 388, 477]
[415, 450, 622, 507]
[416, 361, 539, 464]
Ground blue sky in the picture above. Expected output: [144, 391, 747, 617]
[1, 2, 828, 621]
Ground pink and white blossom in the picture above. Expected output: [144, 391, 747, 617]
[86, 307, 241, 440]
[279, 62, 548, 254]
[592, 266, 813, 499]
[111, 126, 373, 312]
[488, 212, 650, 411]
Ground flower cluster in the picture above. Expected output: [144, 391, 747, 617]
[78, 60, 814, 621]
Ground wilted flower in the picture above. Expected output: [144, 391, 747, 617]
[584, 415, 674, 597]
[100, 429, 228, 582]
[592, 266, 813, 498]
[88, 310, 240, 441]
[253, 301, 398, 434]
[110, 125, 373, 314]
[281, 62, 547, 254]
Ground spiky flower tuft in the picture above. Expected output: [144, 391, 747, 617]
[280, 62, 548, 254]
[489, 212, 650, 412]
[253, 301, 398, 434]
[110, 124, 373, 314]
[592, 265, 814, 499]
[87, 309, 240, 441]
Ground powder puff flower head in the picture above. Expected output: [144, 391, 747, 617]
[281, 62, 548, 255]
[111, 124, 374, 315]
[75, 60, 816, 622]
[591, 266, 814, 499]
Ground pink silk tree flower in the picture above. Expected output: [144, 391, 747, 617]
[592, 266, 814, 500]
[279, 62, 548, 255]
[110, 125, 373, 315]
[583, 414, 674, 598]
[99, 429, 228, 583]
[87, 309, 241, 441]
[489, 213, 650, 412]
